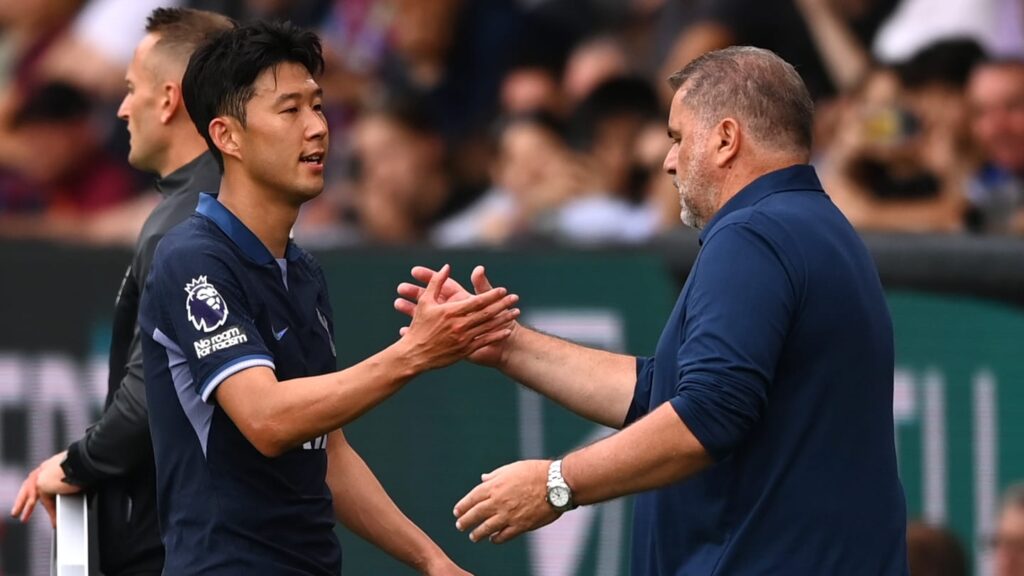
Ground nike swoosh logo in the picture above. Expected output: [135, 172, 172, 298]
[273, 326, 288, 341]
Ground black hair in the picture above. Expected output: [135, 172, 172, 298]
[13, 82, 92, 127]
[568, 75, 660, 151]
[897, 37, 987, 91]
[182, 20, 324, 171]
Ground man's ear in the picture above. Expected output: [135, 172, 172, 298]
[159, 82, 182, 124]
[713, 117, 741, 167]
[209, 117, 243, 163]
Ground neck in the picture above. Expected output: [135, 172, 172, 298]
[714, 152, 808, 213]
[158, 130, 211, 178]
[218, 167, 299, 258]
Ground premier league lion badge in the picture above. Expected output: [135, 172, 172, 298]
[185, 276, 229, 333]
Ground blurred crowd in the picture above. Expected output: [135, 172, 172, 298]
[0, 0, 1022, 246]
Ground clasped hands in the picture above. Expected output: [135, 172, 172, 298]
[396, 266, 566, 544]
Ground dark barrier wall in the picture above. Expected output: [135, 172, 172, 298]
[1, 235, 1023, 575]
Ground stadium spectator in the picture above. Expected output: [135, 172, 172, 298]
[555, 76, 662, 243]
[9, 9, 230, 575]
[966, 58, 1024, 233]
[139, 20, 514, 573]
[819, 40, 986, 232]
[659, 0, 897, 101]
[397, 46, 908, 574]
[347, 100, 457, 244]
[432, 112, 581, 246]
[0, 82, 136, 217]
[906, 521, 969, 576]
[993, 483, 1024, 576]
[35, 0, 168, 100]
[563, 35, 631, 107]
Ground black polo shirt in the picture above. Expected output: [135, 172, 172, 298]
[139, 193, 341, 575]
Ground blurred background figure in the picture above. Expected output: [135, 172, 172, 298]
[993, 484, 1024, 576]
[817, 39, 985, 232]
[0, 82, 141, 242]
[906, 521, 969, 576]
[966, 58, 1024, 234]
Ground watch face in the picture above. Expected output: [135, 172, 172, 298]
[549, 486, 570, 508]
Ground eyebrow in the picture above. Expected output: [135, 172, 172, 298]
[273, 88, 324, 106]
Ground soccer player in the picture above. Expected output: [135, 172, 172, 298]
[138, 21, 516, 574]
[397, 47, 909, 574]
[10, 9, 231, 575]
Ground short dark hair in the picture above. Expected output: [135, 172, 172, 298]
[182, 20, 325, 171]
[668, 46, 814, 153]
[898, 37, 987, 91]
[145, 8, 233, 66]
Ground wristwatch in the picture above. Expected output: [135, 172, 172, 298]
[546, 459, 575, 513]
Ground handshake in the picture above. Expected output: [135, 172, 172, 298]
[390, 264, 521, 373]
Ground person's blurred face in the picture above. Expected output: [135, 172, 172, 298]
[354, 114, 438, 204]
[118, 33, 167, 174]
[968, 64, 1024, 174]
[496, 122, 562, 199]
[995, 505, 1024, 576]
[501, 68, 562, 116]
[663, 90, 718, 229]
[234, 62, 328, 203]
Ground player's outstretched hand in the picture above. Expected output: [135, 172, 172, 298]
[453, 460, 560, 545]
[395, 265, 519, 368]
[398, 264, 520, 371]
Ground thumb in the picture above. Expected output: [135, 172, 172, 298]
[470, 265, 494, 295]
[424, 264, 451, 303]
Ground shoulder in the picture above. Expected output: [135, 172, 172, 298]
[150, 217, 239, 284]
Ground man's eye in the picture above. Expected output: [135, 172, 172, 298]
[283, 107, 298, 114]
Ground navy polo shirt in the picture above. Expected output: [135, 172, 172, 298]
[625, 165, 908, 575]
[139, 193, 341, 575]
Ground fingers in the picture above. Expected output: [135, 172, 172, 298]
[490, 526, 517, 545]
[410, 266, 438, 285]
[469, 514, 506, 543]
[454, 481, 489, 521]
[40, 493, 57, 528]
[11, 474, 37, 522]
[448, 286, 508, 316]
[464, 293, 519, 331]
[396, 282, 425, 302]
[455, 496, 492, 536]
[424, 264, 451, 302]
[393, 296, 416, 317]
[470, 266, 494, 295]
[467, 309, 520, 341]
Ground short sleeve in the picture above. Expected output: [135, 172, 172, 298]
[143, 244, 273, 404]
[669, 222, 797, 461]
[623, 356, 656, 427]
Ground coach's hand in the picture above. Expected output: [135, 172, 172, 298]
[399, 264, 520, 371]
[454, 460, 560, 544]
[396, 265, 520, 368]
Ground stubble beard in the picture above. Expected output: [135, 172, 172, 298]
[675, 153, 716, 230]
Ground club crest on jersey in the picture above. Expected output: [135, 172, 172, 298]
[185, 276, 229, 333]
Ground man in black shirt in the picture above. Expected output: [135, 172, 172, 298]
[10, 8, 232, 576]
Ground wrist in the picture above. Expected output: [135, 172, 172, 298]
[417, 547, 452, 575]
[495, 321, 524, 371]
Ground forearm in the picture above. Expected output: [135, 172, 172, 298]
[65, 358, 151, 485]
[241, 343, 419, 455]
[561, 403, 713, 505]
[498, 325, 637, 428]
[327, 433, 450, 572]
[796, 0, 871, 92]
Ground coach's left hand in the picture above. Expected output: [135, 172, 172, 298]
[454, 460, 560, 544]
